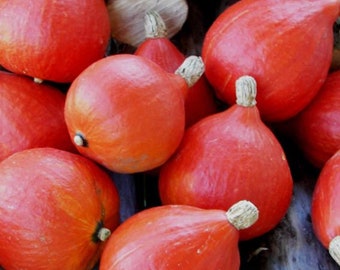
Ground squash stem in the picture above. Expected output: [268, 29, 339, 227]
[74, 132, 88, 147]
[226, 200, 259, 230]
[34, 77, 43, 84]
[144, 10, 167, 38]
[235, 75, 257, 107]
[175, 55, 205, 88]
[329, 235, 340, 266]
[97, 227, 111, 242]
[92, 221, 112, 243]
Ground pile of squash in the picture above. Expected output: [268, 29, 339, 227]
[0, 0, 340, 269]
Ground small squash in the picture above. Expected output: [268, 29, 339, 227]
[202, 0, 340, 122]
[281, 70, 340, 168]
[99, 200, 259, 270]
[0, 0, 110, 82]
[135, 10, 219, 128]
[0, 70, 76, 162]
[64, 54, 204, 173]
[159, 75, 293, 240]
[0, 147, 120, 270]
[311, 149, 340, 267]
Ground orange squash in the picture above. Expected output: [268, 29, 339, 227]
[0, 0, 110, 82]
[64, 54, 204, 173]
[159, 76, 293, 240]
[202, 0, 340, 122]
[0, 70, 76, 162]
[0, 147, 120, 270]
[281, 70, 340, 168]
[99, 200, 258, 270]
[311, 149, 340, 266]
[135, 11, 218, 128]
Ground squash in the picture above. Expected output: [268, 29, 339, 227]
[202, 0, 340, 122]
[99, 200, 258, 270]
[135, 10, 219, 128]
[64, 54, 204, 173]
[0, 70, 76, 162]
[311, 149, 340, 267]
[159, 75, 293, 240]
[280, 70, 340, 168]
[238, 142, 340, 269]
[0, 147, 120, 270]
[0, 0, 110, 82]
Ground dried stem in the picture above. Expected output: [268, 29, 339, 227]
[144, 10, 167, 39]
[97, 227, 111, 242]
[175, 56, 205, 87]
[235, 75, 257, 107]
[73, 132, 88, 147]
[226, 200, 259, 230]
[34, 77, 43, 84]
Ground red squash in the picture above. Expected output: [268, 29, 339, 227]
[0, 71, 76, 162]
[159, 75, 293, 240]
[135, 11, 219, 128]
[281, 70, 340, 168]
[0, 0, 110, 83]
[0, 147, 120, 270]
[311, 149, 340, 266]
[99, 200, 259, 270]
[64, 54, 204, 173]
[202, 0, 340, 122]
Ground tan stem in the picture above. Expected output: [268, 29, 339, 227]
[226, 200, 259, 230]
[235, 75, 257, 107]
[144, 10, 167, 38]
[329, 235, 340, 266]
[175, 56, 205, 88]
[97, 227, 111, 242]
[34, 77, 43, 84]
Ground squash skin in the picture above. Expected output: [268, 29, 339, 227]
[0, 71, 76, 162]
[238, 147, 340, 269]
[283, 70, 340, 168]
[312, 150, 340, 249]
[100, 205, 240, 270]
[0, 148, 120, 270]
[0, 0, 110, 82]
[202, 0, 340, 122]
[159, 103, 293, 240]
[135, 35, 219, 128]
[64, 54, 187, 174]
